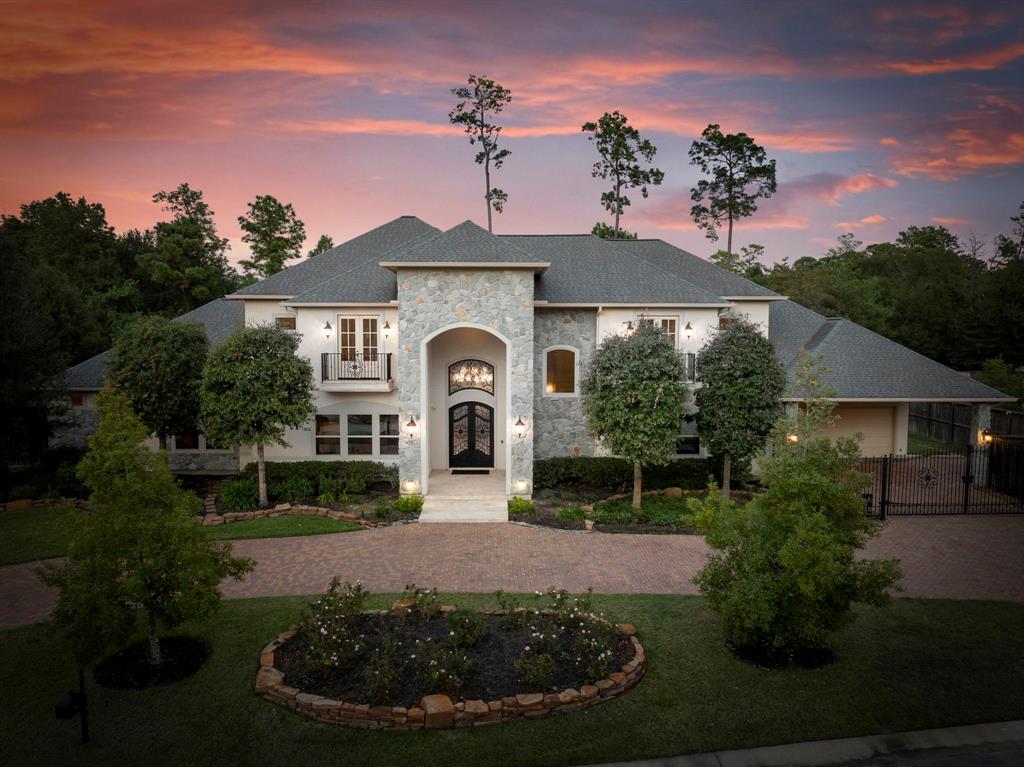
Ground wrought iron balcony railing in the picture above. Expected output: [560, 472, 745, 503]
[321, 352, 392, 383]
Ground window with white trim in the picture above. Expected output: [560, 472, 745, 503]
[274, 315, 296, 330]
[315, 415, 342, 454]
[339, 316, 379, 361]
[347, 414, 373, 455]
[649, 316, 678, 346]
[544, 347, 578, 396]
[379, 414, 400, 455]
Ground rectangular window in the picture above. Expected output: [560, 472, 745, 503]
[379, 414, 399, 455]
[175, 431, 200, 450]
[719, 315, 736, 329]
[362, 318, 378, 360]
[545, 348, 577, 395]
[649, 316, 677, 346]
[70, 391, 85, 407]
[347, 414, 373, 455]
[315, 414, 341, 455]
[339, 317, 357, 361]
[676, 417, 700, 455]
[275, 315, 296, 330]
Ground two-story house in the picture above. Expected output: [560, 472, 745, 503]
[65, 216, 1013, 512]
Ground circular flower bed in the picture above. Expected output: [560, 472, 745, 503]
[255, 583, 646, 729]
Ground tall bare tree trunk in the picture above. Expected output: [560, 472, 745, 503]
[614, 176, 621, 236]
[727, 213, 734, 255]
[147, 612, 162, 666]
[484, 156, 492, 232]
[632, 461, 643, 509]
[721, 452, 732, 499]
[257, 442, 268, 507]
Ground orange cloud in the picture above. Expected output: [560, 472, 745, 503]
[879, 41, 1024, 75]
[932, 216, 970, 226]
[835, 214, 888, 229]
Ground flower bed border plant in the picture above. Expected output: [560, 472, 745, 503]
[199, 502, 395, 528]
[254, 603, 646, 730]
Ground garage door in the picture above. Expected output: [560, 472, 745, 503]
[824, 406, 895, 457]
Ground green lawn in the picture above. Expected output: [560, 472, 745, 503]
[4, 594, 1023, 766]
[907, 432, 958, 455]
[0, 506, 74, 565]
[0, 506, 362, 566]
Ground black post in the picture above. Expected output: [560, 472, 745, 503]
[962, 444, 974, 515]
[78, 666, 89, 744]
[879, 455, 890, 522]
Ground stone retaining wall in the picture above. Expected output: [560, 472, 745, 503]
[200, 502, 389, 528]
[255, 610, 646, 730]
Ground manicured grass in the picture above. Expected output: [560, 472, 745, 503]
[202, 514, 362, 540]
[4, 594, 1023, 766]
[0, 506, 362, 565]
[907, 433, 958, 455]
[0, 505, 73, 566]
[567, 494, 698, 528]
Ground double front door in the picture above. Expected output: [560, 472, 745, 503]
[449, 402, 494, 468]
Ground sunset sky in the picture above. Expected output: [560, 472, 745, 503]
[2, 0, 1023, 266]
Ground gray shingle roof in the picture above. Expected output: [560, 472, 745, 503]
[615, 239, 781, 297]
[66, 298, 244, 390]
[769, 301, 1011, 400]
[382, 220, 546, 264]
[505, 234, 728, 304]
[235, 216, 438, 296]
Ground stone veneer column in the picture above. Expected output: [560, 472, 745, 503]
[396, 269, 534, 496]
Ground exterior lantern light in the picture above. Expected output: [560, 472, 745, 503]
[513, 416, 528, 439]
[401, 479, 421, 495]
[622, 320, 635, 337]
[684, 321, 694, 341]
[405, 415, 419, 440]
[981, 429, 993, 444]
[382, 321, 393, 341]
[786, 433, 799, 444]
[513, 478, 531, 494]
[321, 321, 333, 341]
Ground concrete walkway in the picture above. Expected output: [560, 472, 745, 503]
[2, 515, 1023, 630]
[585, 719, 1024, 767]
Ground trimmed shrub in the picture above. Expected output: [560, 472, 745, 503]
[269, 475, 314, 503]
[240, 460, 398, 500]
[533, 456, 715, 491]
[394, 494, 423, 515]
[218, 479, 259, 512]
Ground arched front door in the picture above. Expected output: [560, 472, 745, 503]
[449, 402, 494, 468]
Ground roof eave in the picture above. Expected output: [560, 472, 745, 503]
[380, 260, 550, 273]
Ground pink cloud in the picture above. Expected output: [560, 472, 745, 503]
[932, 216, 970, 226]
[834, 214, 888, 229]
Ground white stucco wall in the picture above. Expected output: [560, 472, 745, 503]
[595, 307, 720, 355]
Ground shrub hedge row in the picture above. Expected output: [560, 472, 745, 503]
[532, 456, 719, 491]
[240, 460, 398, 497]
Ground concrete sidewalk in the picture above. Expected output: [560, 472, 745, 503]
[586, 720, 1024, 767]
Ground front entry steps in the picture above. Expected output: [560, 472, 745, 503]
[417, 469, 509, 523]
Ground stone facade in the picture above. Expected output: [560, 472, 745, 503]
[533, 309, 599, 459]
[397, 269, 534, 494]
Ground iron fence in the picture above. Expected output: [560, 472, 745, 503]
[321, 352, 392, 382]
[860, 437, 1024, 518]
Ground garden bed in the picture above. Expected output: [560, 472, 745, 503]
[256, 585, 645, 729]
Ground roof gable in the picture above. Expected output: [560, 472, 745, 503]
[380, 220, 548, 267]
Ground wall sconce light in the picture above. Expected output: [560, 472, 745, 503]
[405, 415, 419, 440]
[785, 433, 799, 444]
[321, 321, 333, 341]
[382, 321, 393, 341]
[513, 416, 528, 439]
[545, 382, 555, 394]
[981, 429, 993, 444]
[513, 478, 531, 494]
[684, 321, 694, 341]
[622, 320, 635, 337]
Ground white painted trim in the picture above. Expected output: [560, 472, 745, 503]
[723, 295, 788, 301]
[281, 302, 397, 308]
[223, 294, 291, 300]
[418, 322, 514, 496]
[782, 397, 1018, 403]
[541, 345, 580, 398]
[381, 261, 550, 272]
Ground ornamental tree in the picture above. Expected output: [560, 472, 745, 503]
[695, 319, 785, 497]
[109, 315, 208, 450]
[689, 124, 777, 255]
[238, 194, 307, 278]
[582, 111, 664, 238]
[691, 355, 901, 655]
[449, 74, 513, 232]
[582, 320, 689, 508]
[307, 234, 334, 258]
[38, 388, 253, 666]
[200, 324, 315, 506]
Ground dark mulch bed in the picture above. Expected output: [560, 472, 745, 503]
[276, 612, 634, 708]
[513, 506, 700, 535]
[727, 640, 836, 670]
[94, 636, 210, 689]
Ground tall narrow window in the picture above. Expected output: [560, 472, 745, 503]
[347, 414, 373, 455]
[339, 318, 357, 361]
[361, 318, 378, 360]
[379, 414, 399, 455]
[544, 348, 577, 396]
[315, 415, 341, 454]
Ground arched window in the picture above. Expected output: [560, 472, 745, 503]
[448, 359, 494, 395]
[544, 347, 578, 396]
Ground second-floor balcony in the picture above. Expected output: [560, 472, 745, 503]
[320, 352, 393, 392]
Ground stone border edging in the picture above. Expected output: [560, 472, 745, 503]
[200, 502, 389, 528]
[254, 607, 646, 730]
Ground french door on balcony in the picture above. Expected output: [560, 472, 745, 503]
[337, 316, 379, 379]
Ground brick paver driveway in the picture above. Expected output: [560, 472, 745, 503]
[2, 516, 1022, 630]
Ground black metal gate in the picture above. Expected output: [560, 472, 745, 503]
[861, 437, 1024, 519]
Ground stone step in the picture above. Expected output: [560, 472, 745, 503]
[418, 497, 508, 524]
